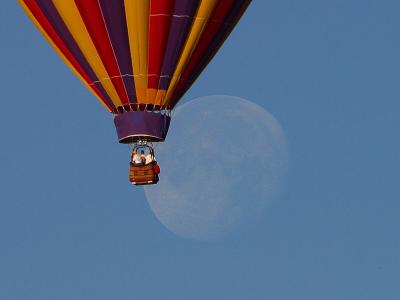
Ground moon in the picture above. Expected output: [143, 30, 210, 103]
[144, 95, 289, 241]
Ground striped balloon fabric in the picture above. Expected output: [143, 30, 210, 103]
[19, 0, 251, 114]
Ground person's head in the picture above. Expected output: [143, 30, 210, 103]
[141, 150, 145, 155]
[132, 149, 137, 154]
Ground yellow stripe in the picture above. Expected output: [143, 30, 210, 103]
[18, 0, 112, 111]
[52, 0, 122, 107]
[163, 0, 218, 105]
[124, 0, 149, 103]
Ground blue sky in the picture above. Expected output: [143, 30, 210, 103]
[1, 1, 400, 299]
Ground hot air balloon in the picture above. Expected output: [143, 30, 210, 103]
[19, 0, 252, 185]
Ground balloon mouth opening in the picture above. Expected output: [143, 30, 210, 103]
[114, 111, 171, 144]
[119, 134, 166, 144]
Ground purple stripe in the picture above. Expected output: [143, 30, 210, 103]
[158, 0, 200, 90]
[170, 0, 251, 106]
[98, 0, 137, 103]
[114, 111, 171, 143]
[34, 0, 115, 108]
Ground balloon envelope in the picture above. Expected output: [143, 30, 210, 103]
[19, 0, 251, 142]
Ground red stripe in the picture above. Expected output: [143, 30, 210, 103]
[74, 0, 130, 105]
[148, 0, 174, 89]
[22, 0, 113, 111]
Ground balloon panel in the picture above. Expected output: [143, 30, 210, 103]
[19, 0, 251, 113]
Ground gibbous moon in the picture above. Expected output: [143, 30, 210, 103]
[144, 95, 289, 241]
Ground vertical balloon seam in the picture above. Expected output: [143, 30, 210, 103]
[97, 0, 134, 105]
[19, 0, 114, 112]
[124, 0, 142, 103]
[164, 0, 219, 105]
[124, 0, 149, 104]
[170, 0, 252, 106]
[139, 0, 150, 104]
[91, 0, 132, 105]
[170, 0, 235, 103]
[157, 0, 201, 105]
[74, 0, 130, 106]
[168, 0, 228, 108]
[188, 0, 253, 84]
[34, 0, 115, 110]
[146, 0, 158, 103]
[147, 0, 173, 103]
[174, 0, 251, 105]
[171, 0, 234, 106]
[52, 0, 123, 108]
